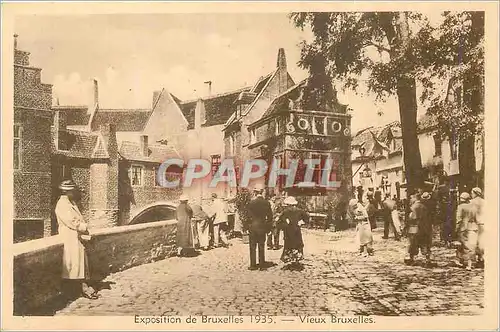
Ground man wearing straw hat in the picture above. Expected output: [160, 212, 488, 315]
[55, 180, 97, 299]
[245, 184, 273, 270]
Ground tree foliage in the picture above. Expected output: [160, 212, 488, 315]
[291, 12, 427, 190]
[421, 11, 484, 140]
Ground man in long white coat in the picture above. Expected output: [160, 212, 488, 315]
[55, 180, 97, 299]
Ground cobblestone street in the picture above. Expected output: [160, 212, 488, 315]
[56, 228, 484, 316]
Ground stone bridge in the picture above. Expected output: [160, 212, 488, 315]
[13, 220, 485, 318]
[127, 201, 177, 225]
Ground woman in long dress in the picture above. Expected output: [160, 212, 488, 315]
[349, 198, 374, 256]
[278, 196, 309, 270]
[176, 194, 195, 257]
[55, 180, 98, 299]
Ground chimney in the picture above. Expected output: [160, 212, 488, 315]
[14, 34, 18, 50]
[276, 48, 289, 94]
[277, 48, 287, 70]
[194, 99, 206, 130]
[140, 135, 149, 157]
[93, 79, 99, 109]
[53, 111, 67, 151]
[204, 81, 212, 96]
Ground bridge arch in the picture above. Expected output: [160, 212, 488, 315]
[127, 201, 177, 225]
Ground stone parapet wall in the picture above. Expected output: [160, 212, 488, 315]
[13, 219, 177, 316]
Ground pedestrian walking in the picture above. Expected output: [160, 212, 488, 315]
[207, 193, 229, 248]
[470, 187, 485, 266]
[54, 180, 98, 300]
[176, 195, 196, 257]
[191, 203, 210, 250]
[366, 194, 378, 230]
[434, 176, 454, 246]
[278, 196, 309, 271]
[349, 198, 374, 256]
[455, 192, 479, 270]
[404, 193, 433, 267]
[382, 193, 401, 240]
[245, 184, 273, 271]
[267, 194, 283, 250]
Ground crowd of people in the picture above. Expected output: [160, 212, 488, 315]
[175, 185, 310, 271]
[53, 176, 485, 301]
[348, 180, 485, 270]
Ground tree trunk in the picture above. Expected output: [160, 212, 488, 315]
[381, 12, 424, 193]
[397, 77, 424, 192]
[460, 11, 484, 191]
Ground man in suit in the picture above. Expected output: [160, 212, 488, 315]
[405, 193, 433, 267]
[245, 184, 273, 270]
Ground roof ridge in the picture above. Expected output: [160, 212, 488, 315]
[180, 86, 251, 104]
[98, 108, 151, 112]
[250, 71, 273, 92]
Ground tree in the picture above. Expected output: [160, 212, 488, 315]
[421, 11, 484, 190]
[291, 12, 429, 193]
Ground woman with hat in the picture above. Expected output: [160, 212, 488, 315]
[349, 198, 374, 256]
[278, 196, 309, 270]
[55, 180, 98, 299]
[455, 192, 478, 270]
[470, 187, 485, 266]
[176, 194, 195, 257]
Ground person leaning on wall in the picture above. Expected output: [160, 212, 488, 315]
[54, 180, 98, 300]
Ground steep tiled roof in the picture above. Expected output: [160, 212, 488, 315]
[179, 87, 250, 130]
[251, 72, 273, 94]
[260, 80, 306, 119]
[90, 109, 152, 132]
[53, 129, 98, 159]
[178, 101, 197, 130]
[203, 88, 249, 127]
[119, 141, 181, 163]
[52, 106, 91, 127]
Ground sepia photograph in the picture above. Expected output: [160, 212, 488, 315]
[1, 2, 498, 331]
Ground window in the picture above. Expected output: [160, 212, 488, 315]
[130, 165, 143, 186]
[211, 154, 221, 176]
[13, 124, 22, 170]
[391, 139, 397, 152]
[153, 167, 160, 187]
[433, 135, 442, 156]
[229, 134, 236, 156]
[311, 153, 333, 186]
[61, 164, 72, 180]
[250, 129, 257, 144]
[275, 118, 281, 136]
[450, 135, 458, 160]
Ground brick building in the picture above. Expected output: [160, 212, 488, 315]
[13, 35, 54, 242]
[54, 82, 183, 227]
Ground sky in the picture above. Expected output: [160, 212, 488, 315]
[14, 13, 442, 132]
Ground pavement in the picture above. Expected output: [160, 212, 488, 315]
[55, 226, 484, 316]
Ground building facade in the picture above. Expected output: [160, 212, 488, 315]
[351, 112, 484, 203]
[13, 36, 54, 242]
[223, 49, 353, 212]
